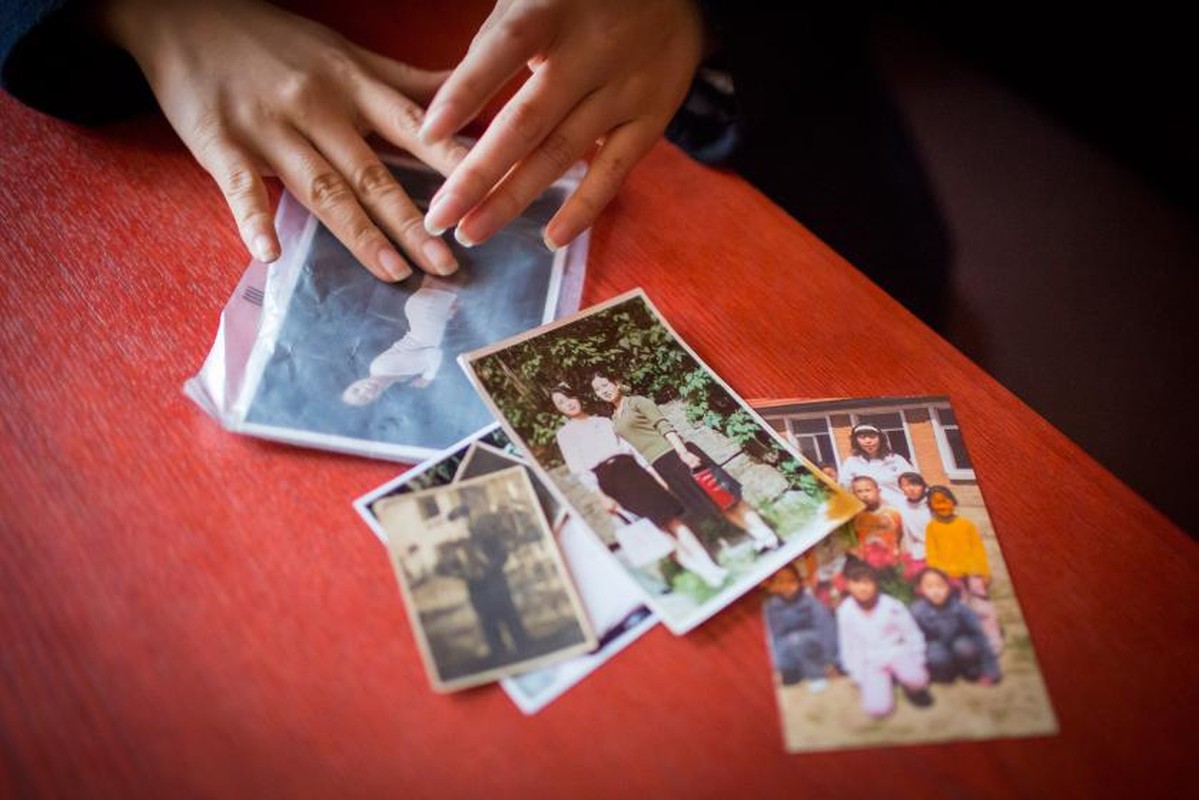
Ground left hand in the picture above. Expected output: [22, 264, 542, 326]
[679, 450, 702, 470]
[419, 0, 706, 249]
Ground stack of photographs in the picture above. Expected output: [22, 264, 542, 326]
[354, 290, 862, 707]
[458, 290, 861, 636]
[356, 425, 658, 710]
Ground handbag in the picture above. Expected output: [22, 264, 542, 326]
[612, 511, 676, 568]
[691, 462, 741, 510]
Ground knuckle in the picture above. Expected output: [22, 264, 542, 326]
[537, 130, 577, 173]
[497, 98, 544, 145]
[220, 165, 259, 201]
[592, 150, 634, 192]
[395, 212, 428, 244]
[239, 208, 273, 231]
[308, 171, 354, 210]
[277, 73, 319, 111]
[354, 162, 399, 201]
[494, 12, 545, 51]
[189, 110, 230, 164]
[389, 101, 424, 136]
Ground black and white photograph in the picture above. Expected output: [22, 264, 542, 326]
[201, 156, 587, 462]
[370, 465, 595, 692]
[461, 290, 863, 634]
[355, 426, 657, 711]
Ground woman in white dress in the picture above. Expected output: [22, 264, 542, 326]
[837, 422, 915, 509]
[551, 383, 728, 588]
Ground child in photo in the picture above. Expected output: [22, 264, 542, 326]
[910, 568, 1001, 685]
[836, 561, 933, 718]
[849, 476, 903, 571]
[763, 564, 839, 692]
[924, 486, 1003, 656]
[896, 471, 931, 579]
[800, 524, 854, 610]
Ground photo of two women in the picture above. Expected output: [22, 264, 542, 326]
[466, 292, 859, 633]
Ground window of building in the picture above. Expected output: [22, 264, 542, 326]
[931, 405, 975, 480]
[785, 416, 838, 467]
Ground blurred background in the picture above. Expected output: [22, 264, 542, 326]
[867, 5, 1198, 534]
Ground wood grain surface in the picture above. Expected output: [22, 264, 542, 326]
[2, 2, 1197, 797]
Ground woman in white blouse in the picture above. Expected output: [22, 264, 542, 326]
[551, 383, 727, 588]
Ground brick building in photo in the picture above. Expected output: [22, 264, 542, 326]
[752, 396, 979, 504]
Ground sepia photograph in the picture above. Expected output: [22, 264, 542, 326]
[356, 427, 656, 708]
[370, 465, 594, 692]
[218, 155, 584, 462]
[752, 395, 1057, 750]
[460, 290, 862, 634]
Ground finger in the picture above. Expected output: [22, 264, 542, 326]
[544, 121, 659, 250]
[354, 79, 469, 178]
[265, 125, 413, 282]
[419, 6, 554, 144]
[191, 132, 279, 262]
[454, 96, 606, 245]
[353, 47, 449, 106]
[424, 66, 588, 236]
[308, 121, 458, 276]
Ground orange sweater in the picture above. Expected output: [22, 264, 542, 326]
[926, 515, 990, 579]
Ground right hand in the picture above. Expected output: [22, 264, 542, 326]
[419, 0, 706, 250]
[96, 0, 468, 281]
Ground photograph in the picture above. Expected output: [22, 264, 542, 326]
[752, 395, 1058, 751]
[369, 465, 595, 692]
[355, 426, 657, 710]
[460, 289, 862, 634]
[500, 514, 656, 715]
[192, 155, 589, 462]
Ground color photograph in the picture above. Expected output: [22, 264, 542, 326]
[753, 395, 1057, 750]
[461, 290, 861, 634]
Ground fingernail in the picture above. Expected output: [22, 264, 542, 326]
[253, 233, 278, 262]
[454, 227, 475, 248]
[419, 102, 452, 144]
[424, 217, 447, 237]
[422, 238, 458, 274]
[378, 248, 410, 281]
[542, 229, 561, 253]
[425, 189, 463, 233]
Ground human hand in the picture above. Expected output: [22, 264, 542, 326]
[599, 493, 620, 513]
[420, 0, 706, 249]
[680, 450, 702, 470]
[96, 0, 468, 281]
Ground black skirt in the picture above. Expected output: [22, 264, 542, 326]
[594, 454, 683, 527]
[651, 443, 742, 521]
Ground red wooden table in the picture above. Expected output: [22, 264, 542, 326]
[2, 3, 1196, 796]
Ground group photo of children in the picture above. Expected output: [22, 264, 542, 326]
[754, 397, 1057, 750]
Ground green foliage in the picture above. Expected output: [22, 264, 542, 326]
[471, 297, 833, 506]
[471, 298, 712, 465]
[759, 488, 825, 534]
